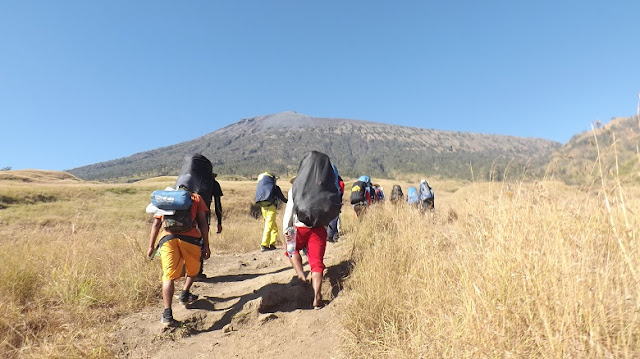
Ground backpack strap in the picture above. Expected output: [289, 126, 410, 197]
[155, 234, 202, 253]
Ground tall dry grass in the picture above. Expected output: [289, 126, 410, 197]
[342, 175, 639, 357]
[0, 177, 282, 358]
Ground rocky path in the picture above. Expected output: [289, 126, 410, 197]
[111, 240, 353, 359]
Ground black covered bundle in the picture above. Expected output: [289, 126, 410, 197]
[292, 151, 342, 228]
[175, 154, 214, 211]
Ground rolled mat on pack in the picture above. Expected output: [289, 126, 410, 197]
[151, 190, 192, 210]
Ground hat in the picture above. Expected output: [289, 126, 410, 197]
[420, 179, 426, 183]
[289, 176, 296, 184]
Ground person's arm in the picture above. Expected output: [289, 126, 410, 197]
[282, 189, 294, 233]
[147, 217, 162, 259]
[196, 211, 211, 259]
[213, 195, 223, 233]
[275, 186, 288, 203]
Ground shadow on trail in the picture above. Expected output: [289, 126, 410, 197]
[189, 259, 354, 334]
[200, 266, 291, 284]
[325, 260, 354, 299]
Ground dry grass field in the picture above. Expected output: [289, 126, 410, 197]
[342, 178, 640, 358]
[0, 158, 638, 357]
[0, 174, 279, 358]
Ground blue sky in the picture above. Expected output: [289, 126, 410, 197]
[1, 1, 638, 171]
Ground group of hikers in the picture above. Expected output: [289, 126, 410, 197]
[146, 152, 434, 326]
[349, 175, 435, 217]
[389, 179, 435, 212]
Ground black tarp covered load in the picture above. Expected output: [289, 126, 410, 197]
[175, 154, 214, 211]
[292, 151, 342, 228]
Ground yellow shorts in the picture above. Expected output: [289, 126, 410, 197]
[159, 239, 202, 281]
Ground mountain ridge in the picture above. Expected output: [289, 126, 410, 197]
[68, 111, 562, 182]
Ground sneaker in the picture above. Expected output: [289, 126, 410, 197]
[160, 308, 175, 326]
[269, 245, 277, 250]
[179, 291, 199, 305]
[260, 245, 269, 252]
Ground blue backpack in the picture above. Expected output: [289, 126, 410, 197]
[255, 172, 276, 204]
[419, 182, 434, 201]
[407, 187, 419, 205]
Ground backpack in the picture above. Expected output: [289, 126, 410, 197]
[163, 208, 193, 232]
[292, 151, 342, 227]
[407, 187, 419, 205]
[151, 189, 194, 232]
[254, 172, 276, 204]
[350, 180, 368, 204]
[375, 187, 384, 201]
[390, 185, 403, 202]
[419, 182, 434, 201]
[175, 154, 214, 212]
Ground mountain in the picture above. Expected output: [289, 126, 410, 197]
[546, 116, 640, 184]
[68, 111, 562, 182]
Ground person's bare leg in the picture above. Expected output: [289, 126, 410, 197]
[311, 271, 323, 307]
[289, 252, 307, 283]
[183, 276, 196, 292]
[162, 280, 174, 309]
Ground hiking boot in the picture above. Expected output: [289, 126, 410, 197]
[160, 308, 175, 326]
[179, 291, 198, 305]
[195, 273, 207, 281]
[269, 245, 277, 250]
[260, 245, 269, 252]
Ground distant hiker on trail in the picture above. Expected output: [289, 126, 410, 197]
[390, 184, 403, 204]
[283, 151, 341, 309]
[350, 175, 372, 218]
[407, 186, 420, 207]
[327, 165, 342, 242]
[374, 184, 385, 202]
[255, 172, 287, 252]
[175, 154, 222, 280]
[147, 176, 210, 326]
[419, 179, 435, 212]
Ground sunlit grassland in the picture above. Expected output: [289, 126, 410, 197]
[2, 162, 639, 358]
[342, 178, 640, 358]
[0, 176, 277, 358]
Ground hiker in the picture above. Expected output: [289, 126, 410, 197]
[255, 172, 287, 251]
[211, 172, 224, 233]
[419, 179, 435, 212]
[175, 154, 222, 280]
[374, 184, 385, 202]
[147, 176, 210, 326]
[390, 184, 403, 204]
[407, 186, 420, 208]
[350, 175, 372, 218]
[327, 165, 342, 242]
[283, 151, 341, 309]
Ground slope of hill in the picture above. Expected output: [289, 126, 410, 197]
[68, 111, 561, 182]
[547, 116, 640, 185]
[0, 170, 82, 183]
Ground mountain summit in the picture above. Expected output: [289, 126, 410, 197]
[68, 112, 561, 181]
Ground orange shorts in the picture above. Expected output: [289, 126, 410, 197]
[160, 239, 202, 281]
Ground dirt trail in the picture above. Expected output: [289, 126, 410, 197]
[112, 239, 353, 359]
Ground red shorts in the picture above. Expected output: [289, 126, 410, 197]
[293, 226, 327, 273]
